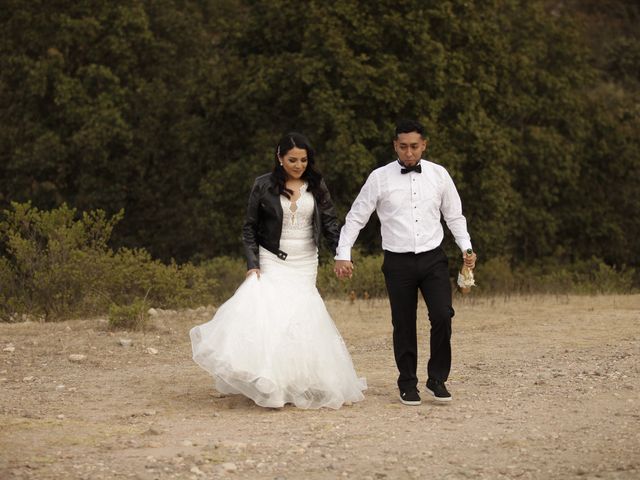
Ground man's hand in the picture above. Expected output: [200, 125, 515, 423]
[334, 260, 354, 279]
[463, 251, 477, 269]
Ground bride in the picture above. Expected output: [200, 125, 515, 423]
[190, 132, 366, 409]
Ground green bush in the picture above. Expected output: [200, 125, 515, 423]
[317, 250, 386, 299]
[569, 258, 635, 294]
[473, 255, 636, 295]
[0, 256, 21, 321]
[108, 299, 150, 331]
[1, 202, 636, 324]
[102, 248, 219, 309]
[197, 256, 246, 303]
[473, 256, 515, 294]
[319, 251, 638, 298]
[0, 202, 122, 320]
[0, 202, 219, 321]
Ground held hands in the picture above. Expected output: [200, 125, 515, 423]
[246, 268, 261, 279]
[334, 260, 354, 279]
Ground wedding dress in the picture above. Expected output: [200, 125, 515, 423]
[190, 184, 366, 409]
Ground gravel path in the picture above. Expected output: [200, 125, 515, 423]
[1, 294, 639, 479]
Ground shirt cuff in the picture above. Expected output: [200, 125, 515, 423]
[334, 246, 351, 261]
[459, 241, 473, 253]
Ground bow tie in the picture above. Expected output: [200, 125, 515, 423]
[400, 164, 422, 174]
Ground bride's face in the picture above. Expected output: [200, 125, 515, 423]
[280, 147, 308, 180]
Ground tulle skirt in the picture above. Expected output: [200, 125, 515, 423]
[190, 239, 366, 409]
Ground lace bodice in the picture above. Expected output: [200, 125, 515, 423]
[280, 183, 314, 240]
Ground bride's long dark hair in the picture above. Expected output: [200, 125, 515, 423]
[270, 132, 328, 203]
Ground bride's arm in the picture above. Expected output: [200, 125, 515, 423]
[242, 179, 261, 270]
[317, 178, 341, 255]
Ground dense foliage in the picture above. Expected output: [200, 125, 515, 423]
[0, 202, 223, 320]
[1, 202, 633, 322]
[1, 1, 639, 282]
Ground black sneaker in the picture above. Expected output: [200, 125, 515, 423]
[426, 379, 452, 402]
[399, 388, 421, 406]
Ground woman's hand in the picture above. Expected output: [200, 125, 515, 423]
[334, 260, 354, 279]
[246, 268, 261, 279]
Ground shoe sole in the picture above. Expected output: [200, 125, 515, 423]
[399, 396, 422, 406]
[426, 387, 452, 402]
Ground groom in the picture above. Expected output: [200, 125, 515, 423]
[334, 119, 476, 406]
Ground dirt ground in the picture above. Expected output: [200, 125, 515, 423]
[1, 294, 639, 480]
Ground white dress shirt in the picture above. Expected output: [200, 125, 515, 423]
[335, 159, 472, 261]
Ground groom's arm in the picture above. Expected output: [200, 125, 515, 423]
[335, 171, 380, 262]
[440, 170, 472, 253]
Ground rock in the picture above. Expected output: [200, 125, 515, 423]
[3, 344, 15, 353]
[220, 440, 247, 451]
[57, 414, 65, 419]
[221, 462, 237, 472]
[68, 354, 86, 363]
[143, 410, 157, 416]
[145, 347, 158, 355]
[144, 427, 163, 436]
[118, 338, 133, 347]
[55, 384, 66, 391]
[286, 447, 306, 455]
[182, 439, 194, 447]
[148, 308, 159, 316]
[22, 376, 35, 382]
[190, 466, 205, 476]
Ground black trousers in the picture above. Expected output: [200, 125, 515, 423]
[382, 247, 454, 391]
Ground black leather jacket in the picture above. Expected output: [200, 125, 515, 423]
[242, 173, 341, 270]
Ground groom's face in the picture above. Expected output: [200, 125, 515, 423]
[393, 132, 427, 167]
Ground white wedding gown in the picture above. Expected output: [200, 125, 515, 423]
[190, 184, 366, 409]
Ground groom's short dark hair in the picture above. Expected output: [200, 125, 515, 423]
[395, 119, 425, 139]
